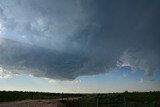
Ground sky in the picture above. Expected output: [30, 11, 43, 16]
[0, 0, 160, 93]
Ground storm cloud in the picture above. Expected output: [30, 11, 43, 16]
[0, 0, 160, 80]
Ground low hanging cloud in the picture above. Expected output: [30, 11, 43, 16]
[119, 49, 160, 76]
[0, 0, 160, 80]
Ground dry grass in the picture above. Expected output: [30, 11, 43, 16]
[0, 99, 65, 107]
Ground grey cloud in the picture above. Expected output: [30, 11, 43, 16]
[119, 49, 160, 76]
[0, 0, 160, 80]
[0, 0, 91, 50]
[0, 38, 106, 80]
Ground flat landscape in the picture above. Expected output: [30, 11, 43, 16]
[0, 91, 160, 107]
[0, 99, 64, 107]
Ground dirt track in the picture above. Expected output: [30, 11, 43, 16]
[0, 99, 65, 107]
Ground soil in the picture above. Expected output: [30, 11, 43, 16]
[0, 99, 65, 107]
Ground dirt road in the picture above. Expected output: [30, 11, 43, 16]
[0, 99, 65, 107]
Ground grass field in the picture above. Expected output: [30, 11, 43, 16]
[71, 91, 160, 107]
[0, 91, 82, 102]
[0, 91, 160, 107]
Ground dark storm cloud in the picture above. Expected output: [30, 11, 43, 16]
[0, 0, 160, 80]
[0, 38, 90, 80]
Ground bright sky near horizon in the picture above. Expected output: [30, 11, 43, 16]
[0, 0, 160, 93]
[0, 68, 160, 93]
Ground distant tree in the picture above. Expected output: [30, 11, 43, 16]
[124, 90, 128, 94]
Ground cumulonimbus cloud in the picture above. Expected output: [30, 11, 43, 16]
[0, 0, 160, 80]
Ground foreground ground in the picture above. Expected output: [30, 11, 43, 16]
[0, 91, 160, 107]
[0, 99, 65, 107]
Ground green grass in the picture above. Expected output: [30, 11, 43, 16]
[0, 91, 82, 102]
[66, 91, 160, 107]
[0, 91, 160, 107]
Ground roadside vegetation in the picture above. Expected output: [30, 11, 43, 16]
[71, 91, 160, 107]
[0, 91, 160, 107]
[0, 91, 81, 102]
